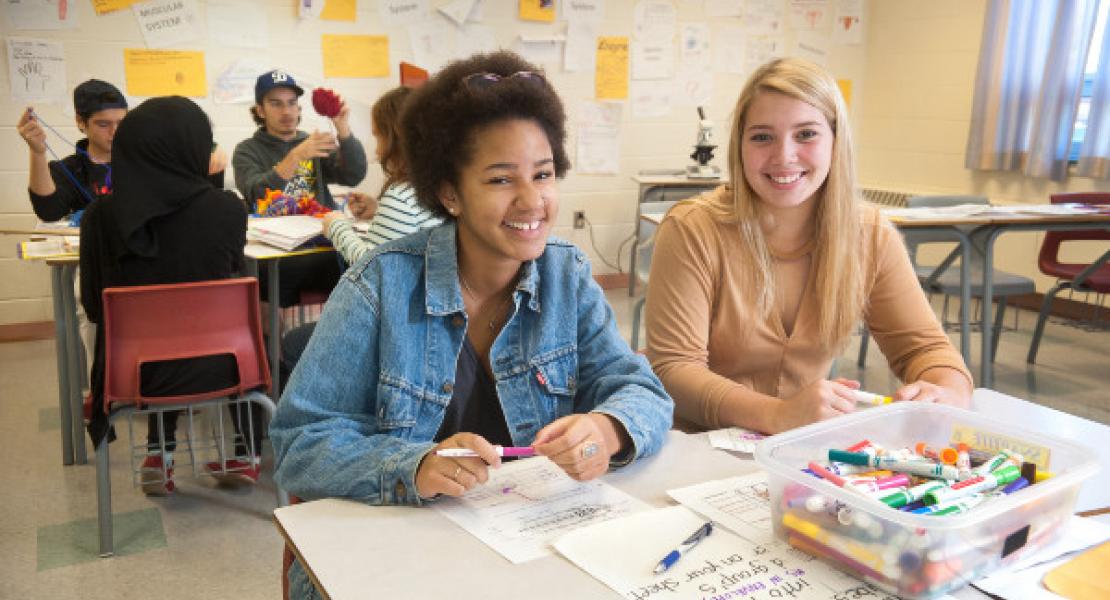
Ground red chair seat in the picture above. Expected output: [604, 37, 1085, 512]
[1038, 262, 1110, 292]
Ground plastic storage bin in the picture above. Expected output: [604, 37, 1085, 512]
[754, 402, 1097, 599]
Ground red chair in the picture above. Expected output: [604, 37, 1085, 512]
[1027, 192, 1110, 363]
[94, 278, 289, 557]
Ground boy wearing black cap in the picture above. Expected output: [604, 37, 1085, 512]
[16, 79, 127, 222]
[232, 69, 367, 212]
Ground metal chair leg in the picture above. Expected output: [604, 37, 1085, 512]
[96, 435, 114, 557]
[630, 297, 646, 351]
[991, 296, 1007, 363]
[1027, 282, 1066, 363]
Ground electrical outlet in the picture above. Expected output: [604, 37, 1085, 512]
[573, 210, 586, 229]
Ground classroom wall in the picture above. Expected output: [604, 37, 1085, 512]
[856, 0, 1110, 293]
[0, 0, 870, 326]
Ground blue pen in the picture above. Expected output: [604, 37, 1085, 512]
[652, 521, 713, 574]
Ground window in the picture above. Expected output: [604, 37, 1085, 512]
[1069, 0, 1108, 163]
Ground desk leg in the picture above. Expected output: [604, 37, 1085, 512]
[980, 228, 1004, 388]
[629, 215, 641, 297]
[268, 260, 281, 396]
[956, 231, 972, 368]
[62, 264, 87, 464]
[50, 266, 75, 466]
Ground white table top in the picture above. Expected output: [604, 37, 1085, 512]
[275, 389, 1109, 600]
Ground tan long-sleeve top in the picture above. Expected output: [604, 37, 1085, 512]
[644, 187, 972, 431]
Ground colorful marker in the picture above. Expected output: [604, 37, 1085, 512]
[852, 390, 893, 405]
[923, 464, 1020, 506]
[915, 442, 959, 465]
[879, 480, 947, 508]
[955, 443, 971, 471]
[435, 446, 535, 457]
[912, 493, 987, 515]
[828, 450, 964, 480]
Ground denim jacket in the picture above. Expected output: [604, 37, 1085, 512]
[271, 221, 672, 498]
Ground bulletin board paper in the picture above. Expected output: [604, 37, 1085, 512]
[321, 34, 389, 78]
[320, 0, 356, 22]
[595, 36, 629, 100]
[123, 49, 207, 96]
[518, 0, 554, 23]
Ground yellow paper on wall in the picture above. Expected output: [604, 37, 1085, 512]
[322, 35, 389, 78]
[92, 0, 137, 15]
[837, 79, 852, 108]
[320, 0, 356, 22]
[124, 49, 207, 97]
[519, 0, 555, 22]
[595, 37, 629, 100]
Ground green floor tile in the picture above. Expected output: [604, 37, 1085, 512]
[37, 508, 167, 570]
[38, 407, 60, 432]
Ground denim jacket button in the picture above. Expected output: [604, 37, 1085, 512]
[451, 316, 464, 327]
[442, 382, 454, 393]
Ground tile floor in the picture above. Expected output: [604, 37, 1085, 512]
[0, 290, 1106, 599]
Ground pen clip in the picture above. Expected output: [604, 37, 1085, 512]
[683, 521, 713, 545]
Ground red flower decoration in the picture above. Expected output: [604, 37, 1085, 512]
[312, 88, 342, 118]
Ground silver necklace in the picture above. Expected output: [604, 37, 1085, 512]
[459, 274, 513, 331]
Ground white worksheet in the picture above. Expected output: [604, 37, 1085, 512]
[707, 427, 767, 453]
[667, 472, 775, 544]
[433, 456, 650, 563]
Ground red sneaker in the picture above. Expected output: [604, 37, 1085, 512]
[139, 454, 175, 496]
[205, 458, 260, 486]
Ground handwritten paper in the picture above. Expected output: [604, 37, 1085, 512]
[564, 0, 603, 23]
[679, 23, 710, 67]
[92, 0, 136, 15]
[212, 58, 267, 104]
[667, 472, 775, 543]
[437, 0, 476, 26]
[712, 25, 746, 74]
[554, 504, 870, 600]
[207, 1, 267, 48]
[320, 0, 355, 21]
[433, 457, 649, 564]
[833, 0, 863, 45]
[633, 0, 675, 41]
[744, 35, 782, 72]
[124, 49, 206, 96]
[631, 39, 673, 80]
[409, 17, 458, 72]
[576, 101, 622, 175]
[745, 0, 784, 34]
[132, 0, 203, 48]
[595, 36, 629, 100]
[377, 0, 428, 25]
[707, 427, 767, 454]
[789, 0, 831, 30]
[321, 34, 388, 78]
[705, 0, 742, 18]
[4, 0, 77, 30]
[673, 69, 711, 107]
[630, 80, 671, 118]
[518, 0, 554, 23]
[792, 33, 830, 66]
[564, 20, 597, 72]
[515, 35, 563, 65]
[7, 37, 66, 104]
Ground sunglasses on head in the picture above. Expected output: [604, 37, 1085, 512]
[462, 71, 545, 91]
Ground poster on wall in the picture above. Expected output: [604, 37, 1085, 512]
[576, 101, 622, 175]
[212, 58, 268, 104]
[7, 37, 67, 104]
[705, 0, 741, 18]
[321, 35, 389, 78]
[123, 48, 207, 97]
[518, 0, 554, 23]
[833, 0, 863, 45]
[320, 0, 356, 21]
[713, 24, 745, 74]
[789, 0, 831, 30]
[438, 0, 478, 26]
[92, 0, 137, 15]
[630, 80, 671, 118]
[409, 17, 458, 72]
[377, 0, 429, 25]
[595, 36, 628, 100]
[745, 0, 784, 34]
[4, 0, 77, 30]
[564, 20, 597, 72]
[563, 0, 602, 23]
[132, 0, 203, 49]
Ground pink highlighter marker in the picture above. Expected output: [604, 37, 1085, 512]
[435, 446, 536, 458]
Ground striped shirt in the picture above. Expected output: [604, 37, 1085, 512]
[326, 183, 441, 265]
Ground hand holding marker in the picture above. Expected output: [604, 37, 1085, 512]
[851, 390, 893, 406]
[435, 446, 536, 458]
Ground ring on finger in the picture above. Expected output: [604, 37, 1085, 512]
[580, 441, 599, 460]
[452, 465, 462, 481]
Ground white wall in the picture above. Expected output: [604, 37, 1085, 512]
[0, 0, 870, 325]
[856, 0, 1110, 292]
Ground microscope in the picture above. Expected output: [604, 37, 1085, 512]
[686, 106, 721, 179]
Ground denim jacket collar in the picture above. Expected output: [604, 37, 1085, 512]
[423, 222, 542, 317]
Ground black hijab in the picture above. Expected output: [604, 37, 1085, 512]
[110, 96, 215, 258]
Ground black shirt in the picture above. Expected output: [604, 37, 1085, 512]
[435, 338, 513, 447]
[28, 138, 110, 222]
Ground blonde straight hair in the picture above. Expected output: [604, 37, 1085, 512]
[719, 57, 863, 349]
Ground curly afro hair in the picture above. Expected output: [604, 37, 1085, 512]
[401, 51, 570, 219]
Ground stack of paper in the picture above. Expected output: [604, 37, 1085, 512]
[247, 216, 324, 251]
[19, 236, 79, 259]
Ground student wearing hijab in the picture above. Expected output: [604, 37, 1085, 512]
[80, 96, 262, 495]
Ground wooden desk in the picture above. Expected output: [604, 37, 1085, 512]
[274, 389, 1109, 600]
[629, 175, 724, 296]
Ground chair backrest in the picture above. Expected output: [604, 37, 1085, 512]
[1039, 192, 1110, 273]
[102, 277, 270, 409]
[901, 195, 990, 261]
